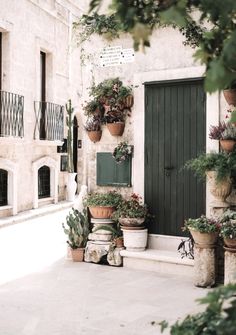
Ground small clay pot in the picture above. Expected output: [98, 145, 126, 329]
[223, 89, 236, 106]
[87, 130, 102, 143]
[107, 122, 125, 136]
[70, 248, 84, 262]
[220, 139, 236, 152]
[224, 238, 236, 249]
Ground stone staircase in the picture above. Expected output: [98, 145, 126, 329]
[120, 234, 194, 277]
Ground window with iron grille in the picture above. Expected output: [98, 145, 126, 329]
[38, 166, 50, 198]
[0, 169, 7, 206]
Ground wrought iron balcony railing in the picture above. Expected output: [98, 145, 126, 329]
[0, 90, 24, 137]
[34, 101, 64, 141]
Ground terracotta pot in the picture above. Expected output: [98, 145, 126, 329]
[89, 206, 115, 219]
[115, 237, 124, 248]
[223, 89, 236, 106]
[124, 95, 134, 108]
[189, 229, 218, 247]
[87, 130, 102, 143]
[206, 171, 232, 207]
[224, 238, 236, 249]
[119, 217, 145, 227]
[70, 248, 84, 262]
[220, 139, 236, 152]
[107, 122, 125, 136]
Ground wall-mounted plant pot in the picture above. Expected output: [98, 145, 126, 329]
[89, 206, 115, 219]
[124, 95, 134, 108]
[223, 89, 236, 106]
[87, 130, 102, 143]
[224, 238, 236, 249]
[220, 139, 236, 152]
[107, 122, 125, 136]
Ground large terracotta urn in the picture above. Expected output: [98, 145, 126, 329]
[206, 171, 232, 207]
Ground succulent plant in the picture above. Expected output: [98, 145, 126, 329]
[84, 116, 102, 131]
[221, 123, 236, 140]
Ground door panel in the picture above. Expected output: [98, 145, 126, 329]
[145, 79, 206, 236]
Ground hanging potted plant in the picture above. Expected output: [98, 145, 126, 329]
[185, 152, 236, 207]
[220, 210, 236, 250]
[85, 191, 123, 219]
[84, 116, 102, 143]
[62, 208, 90, 262]
[112, 193, 149, 252]
[223, 81, 236, 106]
[112, 141, 133, 163]
[82, 99, 105, 118]
[220, 123, 236, 152]
[183, 215, 220, 247]
[66, 99, 77, 202]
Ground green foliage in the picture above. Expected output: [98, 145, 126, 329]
[112, 193, 148, 220]
[184, 215, 220, 233]
[66, 99, 74, 173]
[84, 0, 236, 92]
[62, 208, 89, 249]
[185, 151, 236, 182]
[220, 210, 236, 239]
[159, 284, 236, 335]
[112, 141, 133, 163]
[83, 99, 104, 117]
[85, 191, 123, 207]
[221, 124, 236, 140]
[229, 108, 236, 123]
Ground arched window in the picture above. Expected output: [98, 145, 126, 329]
[38, 166, 50, 198]
[0, 169, 8, 206]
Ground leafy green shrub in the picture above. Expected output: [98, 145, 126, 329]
[85, 191, 122, 207]
[159, 284, 236, 335]
[62, 208, 89, 249]
[185, 151, 236, 182]
[183, 215, 220, 233]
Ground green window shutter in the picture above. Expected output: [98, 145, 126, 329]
[96, 153, 132, 187]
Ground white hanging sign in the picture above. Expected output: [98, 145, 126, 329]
[99, 46, 135, 67]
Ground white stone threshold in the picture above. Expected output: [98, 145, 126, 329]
[120, 249, 194, 277]
[0, 200, 74, 229]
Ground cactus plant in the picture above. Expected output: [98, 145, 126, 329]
[62, 208, 90, 249]
[66, 99, 74, 173]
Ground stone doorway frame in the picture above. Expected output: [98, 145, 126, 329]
[0, 158, 18, 215]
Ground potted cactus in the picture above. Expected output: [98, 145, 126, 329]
[62, 208, 90, 261]
[66, 99, 77, 201]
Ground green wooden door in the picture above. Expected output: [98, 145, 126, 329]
[145, 78, 206, 236]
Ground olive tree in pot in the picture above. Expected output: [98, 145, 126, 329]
[62, 208, 90, 262]
[66, 99, 77, 201]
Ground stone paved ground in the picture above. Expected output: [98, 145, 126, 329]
[0, 209, 209, 335]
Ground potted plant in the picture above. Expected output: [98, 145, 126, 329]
[209, 121, 227, 141]
[93, 223, 124, 247]
[85, 191, 122, 219]
[112, 193, 149, 252]
[66, 99, 77, 201]
[220, 210, 236, 249]
[185, 152, 236, 206]
[220, 123, 236, 152]
[223, 81, 236, 106]
[82, 99, 105, 118]
[112, 141, 133, 163]
[183, 215, 220, 247]
[62, 208, 90, 262]
[89, 78, 133, 136]
[84, 116, 102, 143]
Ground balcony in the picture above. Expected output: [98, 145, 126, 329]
[34, 101, 64, 141]
[0, 90, 24, 138]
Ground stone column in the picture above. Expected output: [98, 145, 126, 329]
[224, 250, 236, 284]
[194, 244, 216, 287]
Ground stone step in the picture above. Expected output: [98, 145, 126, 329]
[120, 249, 194, 277]
[148, 234, 189, 252]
